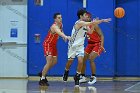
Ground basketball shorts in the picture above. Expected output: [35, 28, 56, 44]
[68, 45, 84, 59]
[43, 44, 57, 56]
[85, 42, 103, 56]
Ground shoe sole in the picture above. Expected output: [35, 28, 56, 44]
[75, 85, 79, 87]
[62, 77, 68, 82]
[80, 81, 87, 84]
[88, 81, 96, 85]
[63, 81, 67, 82]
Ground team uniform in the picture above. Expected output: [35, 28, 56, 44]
[68, 20, 88, 59]
[43, 22, 62, 56]
[85, 28, 103, 55]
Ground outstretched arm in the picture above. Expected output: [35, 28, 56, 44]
[75, 18, 111, 30]
[51, 25, 71, 41]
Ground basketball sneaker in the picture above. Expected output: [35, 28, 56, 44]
[88, 86, 97, 93]
[39, 79, 49, 86]
[79, 75, 87, 83]
[62, 70, 69, 82]
[88, 76, 96, 85]
[38, 72, 48, 83]
[74, 74, 80, 87]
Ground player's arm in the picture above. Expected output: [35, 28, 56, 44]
[61, 30, 67, 41]
[51, 25, 71, 41]
[94, 25, 104, 47]
[81, 18, 111, 27]
[76, 18, 111, 30]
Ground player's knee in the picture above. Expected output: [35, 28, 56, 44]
[68, 61, 73, 66]
[89, 58, 95, 63]
[78, 60, 83, 65]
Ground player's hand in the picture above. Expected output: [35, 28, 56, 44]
[67, 36, 71, 41]
[102, 18, 111, 23]
[63, 36, 71, 42]
[101, 46, 106, 53]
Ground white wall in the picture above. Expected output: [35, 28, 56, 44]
[0, 1, 27, 77]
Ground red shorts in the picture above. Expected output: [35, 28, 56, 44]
[43, 44, 57, 56]
[85, 42, 103, 56]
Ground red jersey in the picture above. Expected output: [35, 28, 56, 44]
[87, 31, 101, 43]
[43, 23, 62, 46]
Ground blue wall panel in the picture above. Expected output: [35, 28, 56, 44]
[28, 0, 51, 75]
[116, 0, 140, 76]
[139, 0, 140, 76]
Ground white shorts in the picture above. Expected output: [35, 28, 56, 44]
[68, 45, 84, 59]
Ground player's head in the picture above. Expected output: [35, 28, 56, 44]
[86, 12, 92, 22]
[53, 12, 62, 24]
[77, 9, 87, 20]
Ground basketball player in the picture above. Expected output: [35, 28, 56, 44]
[79, 12, 106, 85]
[39, 13, 71, 86]
[62, 9, 111, 86]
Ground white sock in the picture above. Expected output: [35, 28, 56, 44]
[77, 71, 81, 74]
[91, 76, 96, 79]
[41, 76, 45, 80]
[65, 68, 69, 71]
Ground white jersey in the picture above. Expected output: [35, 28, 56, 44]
[68, 20, 88, 48]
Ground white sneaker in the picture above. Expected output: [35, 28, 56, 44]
[88, 86, 97, 93]
[88, 76, 96, 85]
[79, 76, 87, 83]
[79, 87, 86, 92]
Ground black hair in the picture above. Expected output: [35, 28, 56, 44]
[86, 11, 92, 17]
[77, 9, 87, 19]
[53, 13, 61, 19]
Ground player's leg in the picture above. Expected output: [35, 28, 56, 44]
[81, 52, 89, 75]
[88, 51, 98, 85]
[79, 52, 89, 83]
[50, 47, 58, 68]
[74, 46, 84, 86]
[74, 56, 84, 86]
[80, 44, 92, 83]
[51, 56, 57, 67]
[63, 47, 75, 82]
[63, 58, 74, 82]
[39, 46, 57, 86]
[38, 56, 57, 79]
[39, 55, 53, 86]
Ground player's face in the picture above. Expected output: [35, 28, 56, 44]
[55, 15, 62, 23]
[86, 15, 91, 22]
[82, 13, 89, 21]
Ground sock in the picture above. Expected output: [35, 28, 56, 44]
[41, 76, 45, 80]
[76, 72, 81, 77]
[91, 74, 96, 78]
[76, 71, 81, 74]
[92, 74, 96, 77]
[81, 74, 85, 76]
[65, 68, 69, 71]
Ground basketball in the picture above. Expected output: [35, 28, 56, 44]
[114, 7, 125, 18]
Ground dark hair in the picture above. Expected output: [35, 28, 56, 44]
[77, 9, 87, 19]
[53, 13, 61, 19]
[86, 11, 92, 17]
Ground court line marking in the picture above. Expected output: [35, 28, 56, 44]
[125, 82, 140, 92]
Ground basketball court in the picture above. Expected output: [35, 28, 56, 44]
[0, 78, 140, 93]
[0, 0, 140, 93]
